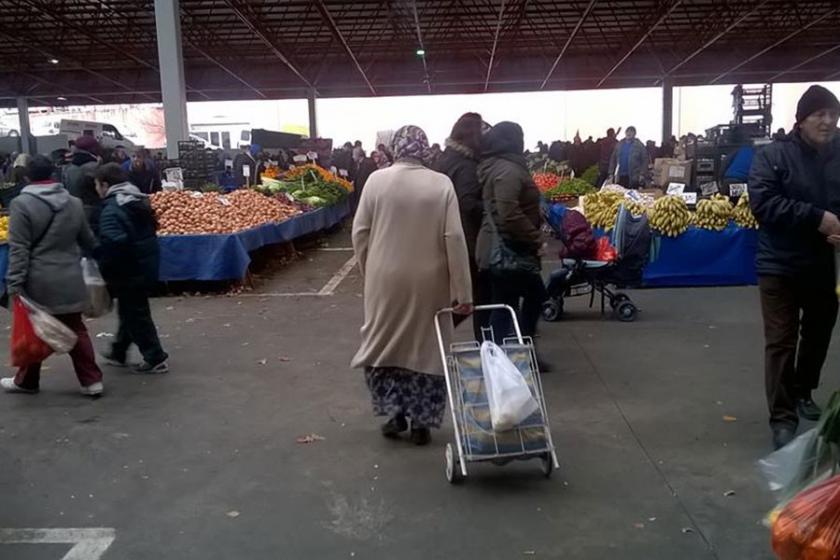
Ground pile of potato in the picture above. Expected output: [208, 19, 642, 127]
[152, 190, 301, 235]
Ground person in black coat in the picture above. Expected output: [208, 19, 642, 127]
[433, 112, 486, 335]
[748, 85, 840, 449]
[94, 163, 169, 374]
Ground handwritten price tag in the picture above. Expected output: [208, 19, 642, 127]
[729, 183, 747, 197]
[667, 182, 686, 195]
[680, 192, 697, 205]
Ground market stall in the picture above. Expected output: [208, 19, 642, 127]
[546, 189, 760, 288]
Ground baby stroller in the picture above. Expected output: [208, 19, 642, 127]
[543, 204, 651, 322]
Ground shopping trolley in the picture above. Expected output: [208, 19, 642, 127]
[434, 304, 560, 484]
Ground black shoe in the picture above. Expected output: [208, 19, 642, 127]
[381, 414, 408, 439]
[410, 425, 431, 446]
[797, 397, 822, 422]
[772, 426, 796, 450]
[132, 359, 169, 374]
[100, 350, 127, 367]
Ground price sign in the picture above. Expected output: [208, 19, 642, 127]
[680, 192, 697, 205]
[729, 183, 747, 197]
[307, 151, 319, 161]
[330, 166, 338, 175]
[338, 169, 349, 178]
[190, 191, 203, 199]
[242, 164, 251, 179]
[293, 155, 308, 163]
[667, 182, 686, 195]
[217, 196, 231, 206]
[700, 181, 719, 196]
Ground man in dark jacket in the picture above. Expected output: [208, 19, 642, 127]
[748, 85, 840, 449]
[609, 126, 649, 188]
[63, 135, 101, 227]
[476, 121, 546, 344]
[434, 113, 486, 335]
[123, 149, 161, 194]
[94, 163, 169, 374]
[597, 128, 619, 187]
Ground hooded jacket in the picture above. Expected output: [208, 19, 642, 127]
[96, 182, 160, 291]
[748, 131, 840, 277]
[62, 151, 100, 210]
[475, 122, 543, 271]
[6, 182, 97, 314]
[433, 138, 483, 261]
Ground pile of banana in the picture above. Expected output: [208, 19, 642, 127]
[623, 199, 647, 217]
[648, 195, 692, 237]
[0, 215, 8, 242]
[582, 191, 624, 230]
[732, 192, 759, 229]
[693, 194, 733, 231]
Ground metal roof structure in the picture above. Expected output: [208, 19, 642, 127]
[1, 0, 839, 107]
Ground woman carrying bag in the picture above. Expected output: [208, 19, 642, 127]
[476, 122, 548, 352]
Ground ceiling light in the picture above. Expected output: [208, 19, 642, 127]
[415, 49, 425, 56]
[56, 96, 67, 101]
[49, 58, 59, 64]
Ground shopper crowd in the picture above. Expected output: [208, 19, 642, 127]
[1, 137, 169, 397]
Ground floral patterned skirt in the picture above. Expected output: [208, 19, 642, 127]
[364, 367, 448, 428]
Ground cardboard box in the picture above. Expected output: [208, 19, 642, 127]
[653, 158, 692, 187]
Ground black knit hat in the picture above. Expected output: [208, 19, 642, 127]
[796, 85, 840, 123]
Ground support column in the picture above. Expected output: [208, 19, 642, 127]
[154, 0, 189, 160]
[307, 89, 318, 138]
[662, 77, 674, 146]
[16, 97, 32, 155]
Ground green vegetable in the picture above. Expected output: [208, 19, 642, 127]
[545, 178, 596, 198]
[581, 165, 599, 187]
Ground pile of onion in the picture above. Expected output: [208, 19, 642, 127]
[152, 190, 301, 235]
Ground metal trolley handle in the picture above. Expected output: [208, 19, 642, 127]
[434, 304, 524, 348]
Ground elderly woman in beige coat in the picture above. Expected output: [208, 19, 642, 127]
[352, 125, 473, 445]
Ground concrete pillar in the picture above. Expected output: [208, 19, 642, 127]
[307, 89, 318, 138]
[154, 0, 189, 160]
[17, 97, 32, 155]
[662, 77, 673, 146]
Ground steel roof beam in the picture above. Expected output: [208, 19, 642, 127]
[710, 7, 838, 84]
[540, 0, 597, 89]
[657, 0, 772, 84]
[596, 0, 683, 88]
[411, 0, 432, 93]
[484, 0, 507, 92]
[313, 0, 376, 95]
[769, 43, 840, 82]
[220, 0, 315, 90]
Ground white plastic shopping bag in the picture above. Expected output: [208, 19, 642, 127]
[19, 295, 77, 354]
[480, 341, 540, 431]
[81, 257, 112, 318]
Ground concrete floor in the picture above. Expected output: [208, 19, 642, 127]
[1, 229, 836, 560]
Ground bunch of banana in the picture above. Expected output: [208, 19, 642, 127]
[0, 215, 8, 242]
[583, 192, 623, 230]
[732, 192, 759, 229]
[648, 195, 692, 237]
[623, 199, 647, 217]
[693, 194, 733, 231]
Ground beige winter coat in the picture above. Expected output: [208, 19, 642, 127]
[351, 161, 473, 376]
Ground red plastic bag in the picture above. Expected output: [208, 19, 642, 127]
[595, 237, 618, 262]
[771, 474, 840, 560]
[10, 296, 53, 367]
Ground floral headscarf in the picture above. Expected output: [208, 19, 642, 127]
[390, 125, 431, 164]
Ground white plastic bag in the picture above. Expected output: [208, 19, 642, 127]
[19, 295, 77, 354]
[82, 258, 112, 318]
[758, 429, 819, 492]
[480, 341, 540, 431]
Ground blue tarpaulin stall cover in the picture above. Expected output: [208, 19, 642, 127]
[547, 202, 758, 287]
[0, 199, 350, 290]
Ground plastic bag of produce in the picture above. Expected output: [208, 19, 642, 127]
[82, 258, 112, 318]
[18, 296, 77, 355]
[480, 341, 539, 432]
[595, 237, 618, 262]
[10, 296, 53, 367]
[771, 474, 840, 560]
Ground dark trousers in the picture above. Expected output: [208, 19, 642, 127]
[484, 270, 547, 341]
[14, 313, 103, 390]
[759, 275, 838, 429]
[111, 290, 167, 365]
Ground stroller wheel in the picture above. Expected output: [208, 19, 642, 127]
[615, 301, 638, 322]
[542, 299, 564, 322]
[445, 443, 462, 484]
[610, 293, 630, 309]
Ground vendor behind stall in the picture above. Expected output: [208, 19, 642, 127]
[233, 144, 259, 187]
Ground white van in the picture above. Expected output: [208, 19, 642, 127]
[58, 119, 137, 150]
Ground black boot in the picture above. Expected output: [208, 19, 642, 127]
[772, 426, 796, 450]
[410, 422, 431, 446]
[381, 413, 408, 439]
[797, 393, 822, 422]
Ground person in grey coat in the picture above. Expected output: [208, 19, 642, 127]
[1, 155, 104, 396]
[608, 126, 650, 188]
